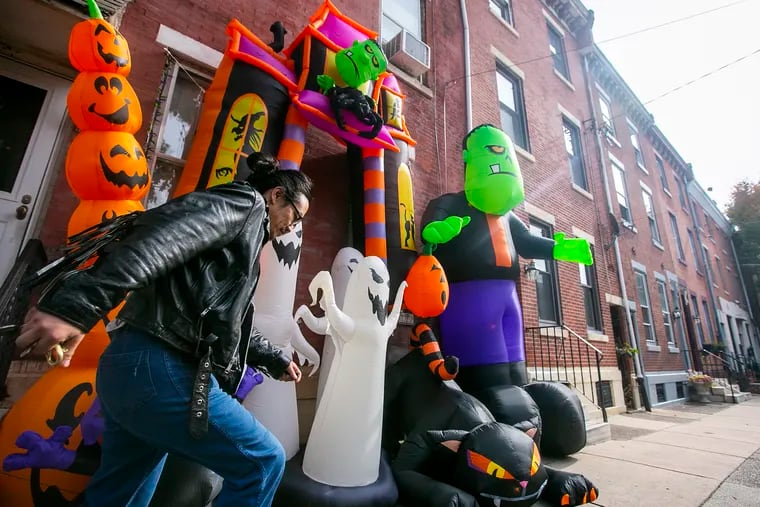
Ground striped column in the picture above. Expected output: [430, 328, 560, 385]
[363, 148, 387, 261]
[277, 105, 308, 171]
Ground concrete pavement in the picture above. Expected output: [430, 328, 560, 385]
[535, 395, 760, 507]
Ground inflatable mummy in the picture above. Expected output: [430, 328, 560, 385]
[299, 256, 406, 486]
[243, 223, 320, 459]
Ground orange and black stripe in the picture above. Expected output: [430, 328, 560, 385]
[410, 323, 459, 381]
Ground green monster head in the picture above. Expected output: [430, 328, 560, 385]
[335, 39, 388, 88]
[463, 124, 524, 215]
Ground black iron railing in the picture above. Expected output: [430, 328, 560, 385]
[701, 348, 754, 397]
[0, 239, 47, 399]
[525, 325, 607, 422]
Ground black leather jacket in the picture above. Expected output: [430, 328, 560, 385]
[38, 181, 291, 394]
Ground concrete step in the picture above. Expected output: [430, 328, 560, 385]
[725, 392, 753, 403]
[586, 421, 611, 446]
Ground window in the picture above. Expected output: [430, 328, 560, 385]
[703, 246, 714, 282]
[548, 23, 569, 80]
[656, 279, 675, 346]
[563, 119, 587, 190]
[610, 158, 632, 224]
[669, 212, 685, 262]
[489, 0, 513, 25]
[655, 383, 666, 403]
[714, 256, 726, 287]
[579, 255, 602, 330]
[628, 120, 645, 168]
[381, 0, 423, 42]
[634, 270, 656, 343]
[496, 65, 529, 150]
[687, 229, 702, 272]
[676, 381, 685, 399]
[642, 189, 661, 245]
[598, 93, 616, 138]
[146, 63, 210, 209]
[530, 220, 560, 324]
[670, 279, 686, 342]
[702, 299, 715, 341]
[674, 173, 687, 209]
[655, 155, 669, 192]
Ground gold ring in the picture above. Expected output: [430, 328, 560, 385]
[45, 344, 68, 366]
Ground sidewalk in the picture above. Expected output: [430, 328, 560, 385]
[536, 395, 760, 507]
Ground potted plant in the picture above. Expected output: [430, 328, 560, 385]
[687, 371, 713, 403]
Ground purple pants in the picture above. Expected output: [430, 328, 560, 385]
[439, 279, 524, 366]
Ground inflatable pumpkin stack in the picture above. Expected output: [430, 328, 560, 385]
[0, 1, 148, 502]
[63, 0, 149, 364]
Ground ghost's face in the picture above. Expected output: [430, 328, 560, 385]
[344, 256, 390, 325]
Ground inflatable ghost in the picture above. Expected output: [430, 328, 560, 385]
[243, 223, 319, 459]
[299, 257, 406, 487]
[296, 247, 364, 408]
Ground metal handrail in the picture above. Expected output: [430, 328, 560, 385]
[525, 324, 607, 423]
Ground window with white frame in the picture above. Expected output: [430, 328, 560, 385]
[563, 118, 587, 190]
[656, 279, 675, 346]
[381, 0, 423, 43]
[610, 157, 632, 224]
[628, 120, 645, 168]
[145, 62, 211, 209]
[669, 212, 685, 262]
[670, 279, 686, 341]
[655, 154, 669, 192]
[547, 23, 569, 80]
[687, 229, 702, 271]
[714, 256, 726, 288]
[530, 219, 560, 324]
[489, 0, 513, 25]
[496, 64, 529, 150]
[598, 92, 616, 138]
[579, 254, 602, 330]
[634, 270, 656, 343]
[642, 188, 661, 245]
[702, 299, 714, 341]
[674, 172, 688, 209]
[691, 294, 705, 346]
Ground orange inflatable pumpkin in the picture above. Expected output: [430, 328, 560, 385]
[404, 246, 449, 318]
[67, 198, 144, 237]
[66, 131, 150, 201]
[0, 366, 98, 506]
[67, 72, 142, 133]
[68, 0, 131, 75]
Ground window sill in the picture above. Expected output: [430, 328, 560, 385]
[622, 221, 637, 233]
[386, 63, 434, 98]
[668, 346, 680, 354]
[652, 240, 665, 251]
[637, 164, 649, 175]
[646, 343, 662, 352]
[572, 183, 593, 200]
[678, 258, 687, 266]
[538, 326, 568, 338]
[515, 145, 535, 163]
[606, 134, 622, 149]
[554, 69, 575, 91]
[587, 331, 609, 342]
[489, 10, 519, 38]
[663, 188, 672, 198]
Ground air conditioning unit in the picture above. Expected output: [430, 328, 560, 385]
[384, 29, 430, 78]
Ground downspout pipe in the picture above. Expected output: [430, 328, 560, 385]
[460, 0, 472, 131]
[582, 53, 651, 411]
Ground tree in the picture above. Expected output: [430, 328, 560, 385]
[726, 178, 760, 331]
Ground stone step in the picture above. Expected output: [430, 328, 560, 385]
[586, 422, 611, 447]
[725, 392, 753, 403]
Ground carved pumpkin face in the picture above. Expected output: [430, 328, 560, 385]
[67, 72, 142, 133]
[69, 19, 131, 74]
[404, 252, 449, 318]
[66, 131, 150, 200]
[67, 198, 143, 238]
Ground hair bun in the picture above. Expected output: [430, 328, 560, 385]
[246, 152, 279, 177]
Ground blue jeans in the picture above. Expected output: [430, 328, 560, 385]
[85, 326, 285, 506]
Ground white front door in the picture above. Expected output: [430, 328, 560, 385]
[0, 58, 69, 283]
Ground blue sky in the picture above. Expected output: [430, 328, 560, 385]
[582, 0, 760, 211]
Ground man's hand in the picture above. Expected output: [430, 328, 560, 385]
[279, 361, 302, 383]
[15, 307, 85, 367]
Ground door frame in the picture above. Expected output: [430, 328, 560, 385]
[1, 56, 71, 264]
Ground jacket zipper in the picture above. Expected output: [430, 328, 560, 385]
[195, 277, 244, 373]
